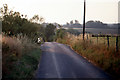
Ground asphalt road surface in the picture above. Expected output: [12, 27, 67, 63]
[35, 42, 111, 79]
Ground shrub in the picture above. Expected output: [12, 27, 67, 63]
[2, 34, 41, 78]
[2, 35, 22, 77]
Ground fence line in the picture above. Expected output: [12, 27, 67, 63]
[88, 34, 119, 52]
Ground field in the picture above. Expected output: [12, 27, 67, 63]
[73, 28, 119, 35]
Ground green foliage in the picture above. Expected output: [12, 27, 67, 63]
[44, 24, 56, 42]
[3, 49, 41, 78]
[1, 4, 43, 43]
[2, 34, 42, 79]
[56, 29, 66, 39]
[55, 29, 80, 40]
[30, 15, 44, 23]
[1, 4, 59, 42]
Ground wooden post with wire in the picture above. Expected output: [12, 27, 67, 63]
[107, 35, 109, 50]
[116, 36, 119, 52]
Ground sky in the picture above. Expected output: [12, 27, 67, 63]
[0, 0, 119, 24]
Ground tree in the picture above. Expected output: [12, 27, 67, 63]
[56, 29, 66, 39]
[66, 22, 69, 25]
[3, 4, 8, 16]
[31, 15, 39, 23]
[44, 24, 56, 41]
[58, 24, 62, 28]
[75, 20, 79, 24]
[1, 4, 40, 37]
[30, 15, 44, 24]
[1, 4, 46, 43]
[86, 20, 106, 28]
[70, 20, 73, 25]
[39, 17, 45, 23]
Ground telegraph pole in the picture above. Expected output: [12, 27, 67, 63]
[83, 0, 86, 40]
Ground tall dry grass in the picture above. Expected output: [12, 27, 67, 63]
[57, 33, 120, 78]
[2, 34, 39, 78]
[16, 34, 38, 53]
[2, 36, 22, 57]
[2, 35, 22, 76]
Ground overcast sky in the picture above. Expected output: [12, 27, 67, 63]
[0, 0, 119, 24]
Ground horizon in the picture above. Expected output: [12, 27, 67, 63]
[0, 0, 119, 25]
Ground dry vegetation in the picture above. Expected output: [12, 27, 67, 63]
[57, 33, 120, 78]
[2, 34, 37, 59]
[2, 34, 41, 78]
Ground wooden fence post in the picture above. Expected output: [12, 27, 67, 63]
[89, 34, 91, 43]
[87, 34, 88, 40]
[116, 36, 119, 52]
[104, 37, 106, 45]
[97, 35, 98, 44]
[107, 35, 109, 49]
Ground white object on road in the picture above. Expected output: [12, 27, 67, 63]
[38, 38, 41, 43]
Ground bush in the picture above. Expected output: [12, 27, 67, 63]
[2, 34, 41, 78]
[2, 35, 22, 77]
[2, 35, 22, 57]
[9, 49, 41, 78]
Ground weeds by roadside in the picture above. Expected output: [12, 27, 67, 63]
[57, 33, 120, 78]
[9, 49, 41, 78]
[2, 34, 41, 79]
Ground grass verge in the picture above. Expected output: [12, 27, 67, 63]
[3, 46, 41, 79]
[2, 35, 42, 79]
[8, 49, 41, 79]
[56, 33, 120, 78]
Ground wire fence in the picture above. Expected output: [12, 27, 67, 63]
[84, 34, 120, 52]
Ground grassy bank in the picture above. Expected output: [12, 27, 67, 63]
[2, 35, 42, 79]
[7, 49, 41, 78]
[56, 33, 120, 78]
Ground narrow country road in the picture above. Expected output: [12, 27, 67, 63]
[35, 42, 111, 79]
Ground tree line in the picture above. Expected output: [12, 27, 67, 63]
[64, 20, 119, 29]
[0, 4, 57, 42]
